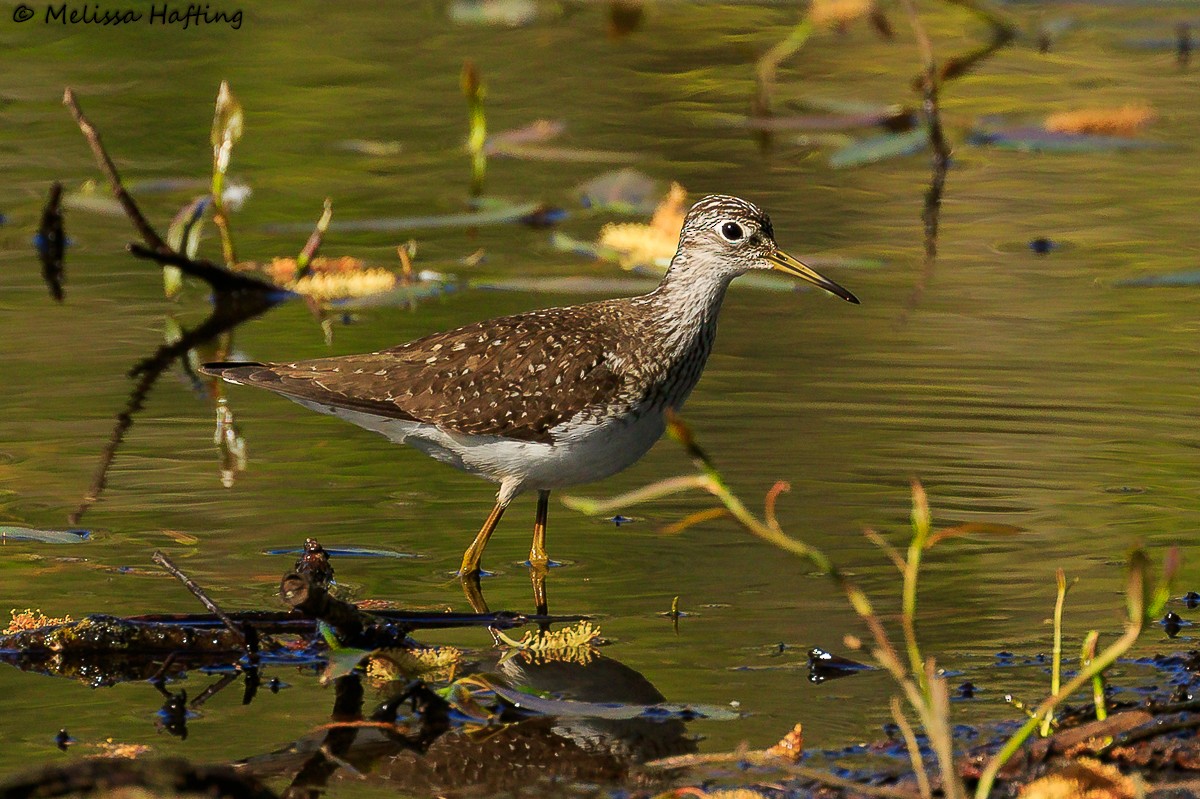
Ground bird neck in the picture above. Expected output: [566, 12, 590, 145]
[647, 255, 737, 347]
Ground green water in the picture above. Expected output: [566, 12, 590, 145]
[2, 0, 1200, 791]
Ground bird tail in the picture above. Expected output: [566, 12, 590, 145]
[199, 361, 267, 385]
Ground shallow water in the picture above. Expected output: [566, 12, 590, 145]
[2, 0, 1200, 790]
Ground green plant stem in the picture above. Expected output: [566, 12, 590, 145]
[891, 697, 932, 799]
[903, 482, 931, 697]
[1041, 569, 1068, 737]
[1081, 630, 1106, 721]
[973, 566, 1145, 799]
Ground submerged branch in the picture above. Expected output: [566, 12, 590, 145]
[63, 88, 167, 252]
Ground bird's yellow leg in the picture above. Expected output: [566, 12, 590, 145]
[459, 501, 507, 577]
[530, 490, 551, 616]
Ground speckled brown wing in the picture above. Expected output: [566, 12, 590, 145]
[204, 307, 629, 444]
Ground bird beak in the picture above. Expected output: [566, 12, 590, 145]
[767, 249, 860, 304]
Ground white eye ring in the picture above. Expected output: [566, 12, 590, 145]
[718, 221, 746, 242]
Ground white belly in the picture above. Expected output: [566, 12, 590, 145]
[290, 397, 665, 503]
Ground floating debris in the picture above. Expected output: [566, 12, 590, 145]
[367, 645, 463, 683]
[0, 526, 90, 544]
[967, 125, 1164, 153]
[264, 544, 421, 560]
[485, 118, 565, 155]
[598, 182, 688, 268]
[810, 0, 874, 28]
[263, 201, 553, 235]
[829, 127, 928, 168]
[335, 139, 403, 156]
[576, 168, 662, 214]
[1029, 237, 1057, 255]
[765, 722, 804, 763]
[497, 621, 603, 666]
[448, 0, 539, 27]
[471, 275, 657, 295]
[5, 608, 74, 634]
[1044, 104, 1156, 136]
[264, 256, 397, 301]
[808, 647, 873, 683]
[1116, 269, 1200, 289]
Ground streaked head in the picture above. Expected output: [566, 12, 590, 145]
[675, 194, 859, 303]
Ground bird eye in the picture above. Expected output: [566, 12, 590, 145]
[720, 221, 744, 241]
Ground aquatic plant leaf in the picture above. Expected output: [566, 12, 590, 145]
[738, 112, 908, 132]
[487, 143, 641, 163]
[263, 202, 547, 235]
[264, 545, 420, 559]
[210, 81, 243, 177]
[966, 126, 1164, 153]
[470, 275, 658, 294]
[484, 119, 565, 155]
[1116, 270, 1200, 288]
[320, 645, 371, 685]
[165, 196, 211, 298]
[449, 0, 539, 27]
[61, 191, 123, 217]
[576, 168, 662, 213]
[0, 526, 90, 543]
[829, 127, 928, 168]
[790, 95, 899, 116]
[925, 522, 1024, 548]
[335, 139, 403, 156]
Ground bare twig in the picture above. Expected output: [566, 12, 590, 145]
[63, 88, 168, 252]
[127, 243, 279, 294]
[38, 182, 66, 302]
[897, 0, 949, 167]
[296, 198, 333, 277]
[153, 550, 249, 651]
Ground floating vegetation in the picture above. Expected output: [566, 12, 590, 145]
[0, 526, 90, 544]
[967, 125, 1165, 153]
[367, 645, 463, 683]
[1116, 269, 1200, 289]
[263, 201, 553, 235]
[448, 0, 539, 27]
[5, 609, 73, 634]
[335, 139, 403, 156]
[597, 182, 688, 268]
[576, 168, 662, 214]
[484, 118, 565, 156]
[766, 722, 805, 764]
[1043, 104, 1156, 136]
[829, 126, 929, 168]
[809, 0, 881, 30]
[265, 256, 398, 301]
[263, 544, 422, 559]
[496, 620, 603, 666]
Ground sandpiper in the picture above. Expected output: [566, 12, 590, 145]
[203, 195, 857, 609]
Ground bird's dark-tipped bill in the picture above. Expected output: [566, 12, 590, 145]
[767, 249, 860, 304]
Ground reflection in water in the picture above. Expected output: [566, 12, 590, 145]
[68, 290, 281, 524]
[240, 651, 698, 797]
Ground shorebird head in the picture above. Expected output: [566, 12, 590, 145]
[676, 195, 859, 304]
